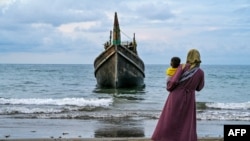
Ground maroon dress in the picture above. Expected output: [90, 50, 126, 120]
[151, 64, 205, 141]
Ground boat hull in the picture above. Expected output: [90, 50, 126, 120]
[94, 45, 145, 88]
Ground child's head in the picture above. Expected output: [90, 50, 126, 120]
[171, 57, 181, 68]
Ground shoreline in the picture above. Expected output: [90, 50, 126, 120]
[0, 118, 227, 139]
[0, 137, 223, 141]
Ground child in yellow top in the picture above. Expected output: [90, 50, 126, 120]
[166, 57, 181, 81]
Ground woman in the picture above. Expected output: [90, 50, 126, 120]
[151, 49, 205, 141]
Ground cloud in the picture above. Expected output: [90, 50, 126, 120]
[0, 0, 250, 64]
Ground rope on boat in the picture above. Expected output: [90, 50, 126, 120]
[120, 30, 132, 40]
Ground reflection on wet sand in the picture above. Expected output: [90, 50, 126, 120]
[95, 117, 145, 137]
[95, 127, 145, 137]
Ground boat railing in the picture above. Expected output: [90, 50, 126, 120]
[104, 41, 133, 49]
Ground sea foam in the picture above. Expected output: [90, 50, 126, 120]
[0, 97, 113, 107]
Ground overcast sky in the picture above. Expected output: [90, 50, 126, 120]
[0, 0, 249, 65]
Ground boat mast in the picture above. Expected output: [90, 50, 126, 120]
[112, 12, 121, 45]
[133, 33, 137, 54]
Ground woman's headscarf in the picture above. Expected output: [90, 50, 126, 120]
[186, 49, 202, 69]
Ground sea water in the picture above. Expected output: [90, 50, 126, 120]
[0, 64, 249, 138]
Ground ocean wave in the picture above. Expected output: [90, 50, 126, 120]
[3, 109, 250, 121]
[197, 110, 250, 121]
[1, 98, 249, 121]
[0, 106, 62, 114]
[205, 101, 250, 110]
[1, 110, 160, 120]
[1, 106, 249, 121]
[0, 97, 113, 107]
[196, 102, 250, 121]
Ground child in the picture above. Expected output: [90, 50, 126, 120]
[166, 57, 181, 81]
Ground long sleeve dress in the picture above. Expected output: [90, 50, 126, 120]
[151, 64, 205, 141]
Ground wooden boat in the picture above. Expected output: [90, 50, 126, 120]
[94, 12, 145, 88]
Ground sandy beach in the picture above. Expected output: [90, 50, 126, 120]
[0, 137, 223, 141]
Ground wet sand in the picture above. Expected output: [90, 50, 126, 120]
[0, 137, 223, 141]
[1, 118, 226, 139]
